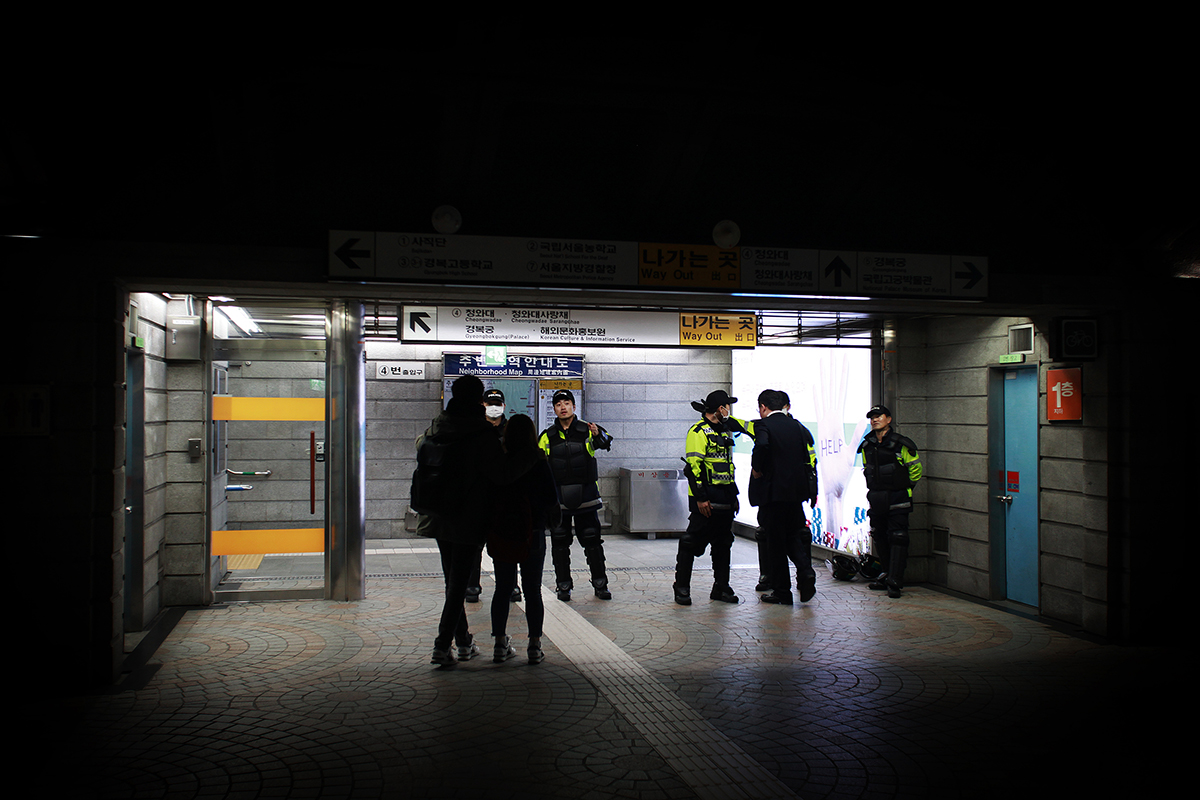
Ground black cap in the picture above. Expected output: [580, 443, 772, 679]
[483, 389, 505, 405]
[552, 389, 575, 404]
[704, 390, 737, 410]
[866, 405, 891, 418]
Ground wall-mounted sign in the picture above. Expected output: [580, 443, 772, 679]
[401, 306, 758, 348]
[443, 352, 584, 378]
[331, 230, 988, 300]
[637, 243, 740, 289]
[1047, 367, 1082, 421]
[376, 362, 427, 380]
[679, 313, 756, 347]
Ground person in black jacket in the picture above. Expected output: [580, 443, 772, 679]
[749, 389, 819, 604]
[538, 389, 614, 601]
[488, 414, 558, 665]
[857, 405, 922, 598]
[418, 374, 507, 668]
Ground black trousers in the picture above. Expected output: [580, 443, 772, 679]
[757, 502, 814, 595]
[675, 506, 734, 590]
[550, 508, 604, 589]
[867, 488, 911, 586]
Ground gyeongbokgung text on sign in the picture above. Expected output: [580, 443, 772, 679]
[403, 306, 757, 348]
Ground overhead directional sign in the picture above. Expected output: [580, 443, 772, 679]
[328, 231, 375, 277]
[401, 306, 757, 347]
[403, 306, 437, 340]
[332, 231, 988, 300]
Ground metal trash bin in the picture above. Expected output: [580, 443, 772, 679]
[615, 468, 689, 539]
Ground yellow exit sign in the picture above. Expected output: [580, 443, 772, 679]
[679, 313, 757, 347]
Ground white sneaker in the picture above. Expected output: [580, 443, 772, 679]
[527, 637, 544, 664]
[493, 635, 516, 663]
[457, 637, 480, 661]
[430, 648, 457, 668]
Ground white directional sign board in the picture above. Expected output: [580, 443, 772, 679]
[331, 230, 988, 299]
[402, 306, 683, 346]
[378, 233, 637, 287]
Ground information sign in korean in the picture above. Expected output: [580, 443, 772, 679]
[331, 230, 988, 300]
[402, 306, 757, 348]
[375, 361, 427, 380]
[374, 233, 636, 287]
[444, 352, 583, 379]
[679, 313, 757, 347]
[637, 243, 740, 290]
[741, 247, 820, 293]
[1047, 368, 1082, 421]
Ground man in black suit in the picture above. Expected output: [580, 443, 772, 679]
[749, 389, 819, 604]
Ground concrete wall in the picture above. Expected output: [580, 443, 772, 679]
[363, 342, 733, 538]
[896, 315, 1110, 635]
[128, 293, 168, 627]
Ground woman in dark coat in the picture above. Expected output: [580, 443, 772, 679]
[489, 414, 558, 664]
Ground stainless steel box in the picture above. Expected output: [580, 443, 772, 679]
[615, 467, 689, 539]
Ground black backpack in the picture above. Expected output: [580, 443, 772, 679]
[410, 432, 463, 519]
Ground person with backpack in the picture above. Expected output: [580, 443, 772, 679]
[750, 389, 819, 605]
[487, 414, 559, 664]
[412, 374, 506, 668]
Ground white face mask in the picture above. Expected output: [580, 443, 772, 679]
[485, 405, 504, 419]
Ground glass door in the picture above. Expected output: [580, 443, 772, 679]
[209, 301, 329, 601]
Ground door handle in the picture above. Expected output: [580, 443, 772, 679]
[995, 495, 1013, 505]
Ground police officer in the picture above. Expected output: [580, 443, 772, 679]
[857, 405, 922, 598]
[538, 389, 614, 601]
[675, 390, 754, 605]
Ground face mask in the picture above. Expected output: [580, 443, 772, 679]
[485, 405, 504, 419]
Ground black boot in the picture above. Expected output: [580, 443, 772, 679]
[585, 545, 611, 599]
[674, 547, 694, 605]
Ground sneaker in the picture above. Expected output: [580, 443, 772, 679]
[493, 635, 516, 663]
[430, 648, 457, 668]
[457, 637, 480, 661]
[556, 585, 571, 602]
[592, 577, 612, 600]
[710, 586, 739, 603]
[527, 637, 544, 664]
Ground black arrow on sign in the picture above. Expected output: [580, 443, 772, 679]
[335, 238, 370, 270]
[955, 261, 982, 290]
[409, 311, 432, 333]
[825, 256, 851, 287]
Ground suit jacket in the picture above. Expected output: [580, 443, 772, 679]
[749, 411, 817, 507]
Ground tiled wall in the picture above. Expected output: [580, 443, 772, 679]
[896, 315, 1110, 634]
[363, 342, 734, 538]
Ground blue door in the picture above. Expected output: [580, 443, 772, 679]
[1002, 368, 1039, 606]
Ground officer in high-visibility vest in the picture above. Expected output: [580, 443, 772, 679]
[857, 405, 922, 598]
[538, 389, 614, 601]
[674, 390, 754, 605]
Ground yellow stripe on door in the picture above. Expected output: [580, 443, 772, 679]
[212, 396, 326, 421]
[212, 528, 325, 555]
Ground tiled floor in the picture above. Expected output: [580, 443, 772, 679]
[63, 535, 1180, 799]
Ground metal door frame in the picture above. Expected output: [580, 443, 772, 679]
[203, 298, 366, 602]
[987, 365, 1040, 606]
